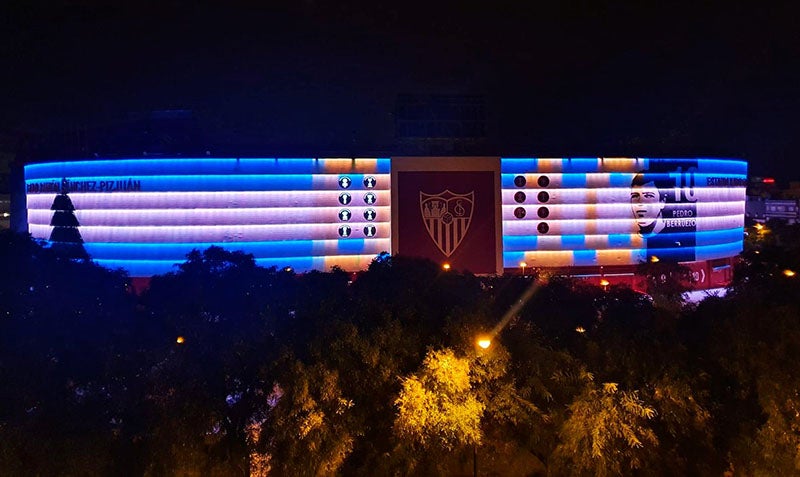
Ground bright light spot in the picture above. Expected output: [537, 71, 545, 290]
[754, 223, 764, 231]
[519, 261, 527, 268]
[477, 338, 491, 349]
[650, 256, 660, 263]
[176, 336, 185, 344]
[784, 269, 796, 277]
[442, 263, 451, 271]
[575, 326, 586, 333]
[599, 279, 610, 287]
[1, 213, 9, 218]
[283, 266, 293, 273]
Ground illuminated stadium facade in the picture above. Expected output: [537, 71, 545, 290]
[22, 156, 747, 289]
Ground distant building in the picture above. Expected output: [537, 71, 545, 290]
[746, 177, 800, 224]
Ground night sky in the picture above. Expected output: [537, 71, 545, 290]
[2, 1, 799, 178]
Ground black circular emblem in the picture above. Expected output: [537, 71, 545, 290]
[514, 191, 526, 203]
[514, 207, 526, 219]
[537, 222, 550, 234]
[338, 176, 352, 189]
[338, 209, 352, 221]
[339, 192, 352, 205]
[338, 225, 351, 237]
[363, 176, 377, 188]
[514, 175, 527, 187]
[537, 176, 550, 187]
[364, 192, 377, 205]
[537, 207, 549, 218]
[537, 191, 550, 203]
[363, 225, 377, 237]
[364, 209, 376, 221]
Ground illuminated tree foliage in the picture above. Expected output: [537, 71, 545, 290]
[260, 360, 356, 477]
[552, 382, 658, 477]
[394, 348, 484, 450]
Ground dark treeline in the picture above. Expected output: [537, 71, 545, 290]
[1, 224, 799, 476]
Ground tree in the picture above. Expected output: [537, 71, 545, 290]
[0, 230, 139, 475]
[635, 260, 693, 312]
[259, 359, 356, 477]
[395, 348, 484, 449]
[394, 348, 484, 474]
[551, 382, 658, 477]
[47, 180, 88, 259]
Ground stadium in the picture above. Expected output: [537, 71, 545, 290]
[20, 156, 746, 289]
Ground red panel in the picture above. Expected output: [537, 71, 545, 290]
[397, 171, 496, 274]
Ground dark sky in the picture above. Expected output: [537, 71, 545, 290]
[2, 1, 799, 177]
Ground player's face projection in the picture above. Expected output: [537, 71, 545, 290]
[630, 182, 664, 229]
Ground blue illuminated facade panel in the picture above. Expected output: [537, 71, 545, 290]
[500, 158, 747, 268]
[24, 156, 747, 280]
[25, 158, 391, 276]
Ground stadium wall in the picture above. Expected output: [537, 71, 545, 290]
[22, 157, 746, 289]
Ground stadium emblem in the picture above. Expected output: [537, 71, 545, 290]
[420, 190, 474, 257]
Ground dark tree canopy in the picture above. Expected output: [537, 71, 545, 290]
[1, 227, 800, 475]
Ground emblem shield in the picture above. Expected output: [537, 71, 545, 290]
[420, 190, 474, 257]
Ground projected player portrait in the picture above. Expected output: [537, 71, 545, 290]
[630, 173, 667, 235]
[630, 162, 698, 263]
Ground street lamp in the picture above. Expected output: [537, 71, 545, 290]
[519, 261, 527, 277]
[784, 269, 796, 277]
[443, 263, 451, 271]
[477, 337, 491, 349]
[473, 334, 492, 477]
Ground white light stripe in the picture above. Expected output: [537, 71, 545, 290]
[501, 188, 746, 204]
[500, 202, 745, 220]
[26, 189, 390, 209]
[501, 214, 744, 235]
[26, 173, 391, 189]
[29, 223, 391, 242]
[27, 206, 390, 227]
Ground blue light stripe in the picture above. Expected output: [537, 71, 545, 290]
[561, 234, 586, 247]
[561, 158, 600, 173]
[84, 239, 383, 261]
[573, 249, 597, 266]
[500, 158, 747, 175]
[607, 234, 632, 248]
[25, 158, 392, 180]
[501, 229, 743, 252]
[561, 174, 587, 187]
[94, 254, 382, 276]
[694, 228, 745, 246]
[500, 172, 747, 189]
[502, 235, 538, 249]
[608, 173, 631, 187]
[30, 174, 316, 191]
[502, 251, 527, 266]
[94, 256, 317, 276]
[694, 242, 744, 261]
[500, 158, 537, 173]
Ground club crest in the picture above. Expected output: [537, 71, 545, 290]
[420, 190, 474, 257]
